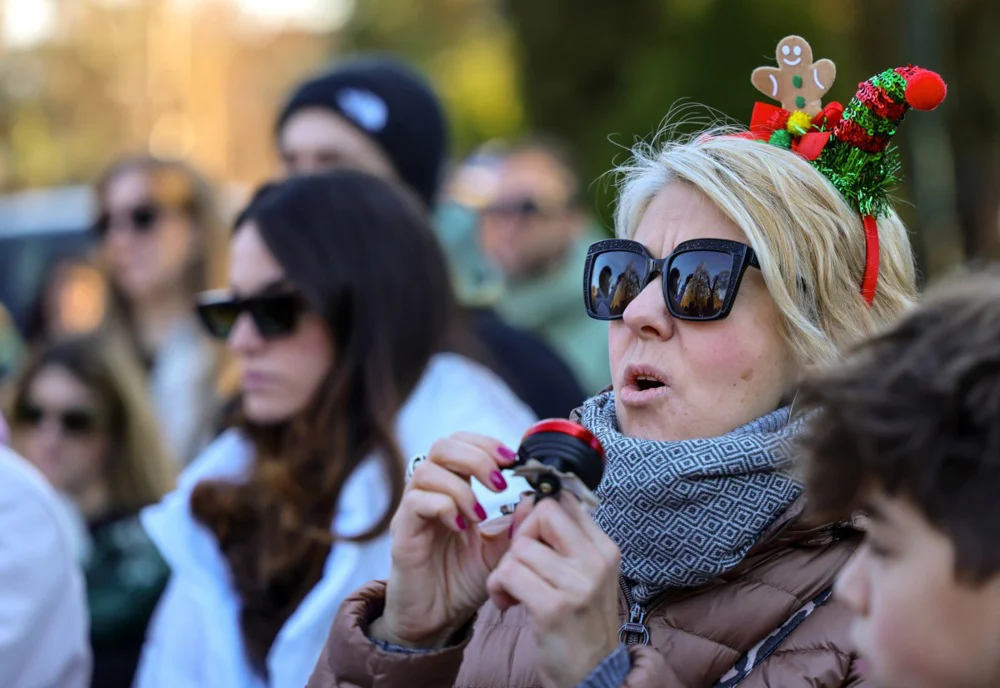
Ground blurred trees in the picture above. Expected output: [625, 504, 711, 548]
[1, 0, 996, 278]
[0, 0, 333, 196]
[501, 0, 863, 231]
[499, 0, 997, 280]
[340, 0, 524, 155]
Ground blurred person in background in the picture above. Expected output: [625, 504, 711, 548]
[0, 303, 24, 383]
[7, 335, 173, 688]
[24, 258, 109, 346]
[134, 170, 533, 688]
[480, 136, 611, 394]
[275, 55, 585, 419]
[93, 156, 229, 466]
[0, 439, 92, 688]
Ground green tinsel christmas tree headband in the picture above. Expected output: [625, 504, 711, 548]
[736, 35, 947, 305]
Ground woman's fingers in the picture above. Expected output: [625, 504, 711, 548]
[514, 497, 586, 557]
[487, 556, 558, 615]
[511, 495, 621, 580]
[426, 435, 515, 495]
[408, 461, 489, 525]
[394, 488, 469, 539]
[449, 432, 518, 466]
[554, 492, 623, 567]
[504, 536, 578, 591]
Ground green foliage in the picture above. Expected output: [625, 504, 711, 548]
[500, 0, 862, 226]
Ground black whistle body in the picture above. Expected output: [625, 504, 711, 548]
[515, 419, 606, 501]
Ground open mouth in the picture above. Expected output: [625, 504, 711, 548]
[620, 366, 669, 405]
[624, 365, 669, 392]
[634, 376, 666, 391]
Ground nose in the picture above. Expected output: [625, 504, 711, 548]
[621, 275, 675, 341]
[34, 418, 65, 453]
[227, 312, 265, 356]
[834, 544, 870, 617]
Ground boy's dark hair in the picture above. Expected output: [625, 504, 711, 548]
[799, 267, 1000, 583]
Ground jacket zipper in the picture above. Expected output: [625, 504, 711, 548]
[617, 575, 671, 647]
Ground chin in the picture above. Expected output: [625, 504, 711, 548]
[242, 395, 298, 425]
[116, 274, 158, 302]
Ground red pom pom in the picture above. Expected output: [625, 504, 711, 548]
[905, 70, 947, 111]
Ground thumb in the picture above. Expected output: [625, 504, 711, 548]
[478, 491, 535, 569]
[478, 515, 513, 569]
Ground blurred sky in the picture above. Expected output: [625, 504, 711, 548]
[2, 0, 353, 48]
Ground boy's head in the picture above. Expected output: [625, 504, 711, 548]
[800, 269, 1000, 688]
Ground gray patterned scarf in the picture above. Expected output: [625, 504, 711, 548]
[581, 391, 803, 604]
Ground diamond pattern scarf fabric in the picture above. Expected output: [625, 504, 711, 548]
[582, 391, 803, 604]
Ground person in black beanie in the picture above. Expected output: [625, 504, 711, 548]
[274, 56, 586, 419]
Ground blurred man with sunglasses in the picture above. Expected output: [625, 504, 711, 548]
[480, 138, 610, 395]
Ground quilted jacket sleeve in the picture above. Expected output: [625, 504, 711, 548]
[306, 581, 472, 688]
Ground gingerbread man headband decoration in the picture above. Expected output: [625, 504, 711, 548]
[737, 35, 947, 305]
[752, 35, 836, 115]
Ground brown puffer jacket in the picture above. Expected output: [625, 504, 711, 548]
[307, 501, 867, 688]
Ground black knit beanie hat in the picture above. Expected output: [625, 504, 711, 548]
[275, 55, 448, 208]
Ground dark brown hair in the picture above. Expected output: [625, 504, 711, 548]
[189, 170, 454, 674]
[7, 335, 174, 514]
[799, 267, 1000, 583]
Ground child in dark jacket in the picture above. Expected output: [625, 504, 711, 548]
[800, 268, 1000, 688]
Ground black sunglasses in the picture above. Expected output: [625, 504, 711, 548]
[584, 238, 761, 322]
[196, 290, 309, 340]
[15, 401, 102, 436]
[93, 203, 161, 238]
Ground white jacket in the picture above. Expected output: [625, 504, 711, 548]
[134, 353, 536, 688]
[0, 446, 91, 688]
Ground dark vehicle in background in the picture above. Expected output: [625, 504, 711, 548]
[0, 186, 99, 379]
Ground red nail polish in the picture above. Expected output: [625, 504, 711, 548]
[490, 470, 508, 491]
[497, 446, 517, 464]
[456, 515, 467, 531]
[474, 502, 487, 521]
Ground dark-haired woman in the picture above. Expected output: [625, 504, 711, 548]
[133, 170, 534, 688]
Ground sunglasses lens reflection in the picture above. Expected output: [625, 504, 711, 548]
[588, 251, 647, 318]
[665, 250, 735, 319]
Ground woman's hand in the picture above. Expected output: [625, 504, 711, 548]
[486, 494, 623, 688]
[371, 432, 519, 649]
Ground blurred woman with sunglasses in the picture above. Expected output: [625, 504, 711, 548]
[307, 60, 944, 686]
[133, 170, 534, 688]
[93, 156, 229, 466]
[7, 335, 174, 688]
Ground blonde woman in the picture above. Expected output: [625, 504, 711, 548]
[307, 55, 946, 687]
[8, 335, 174, 688]
[93, 156, 229, 466]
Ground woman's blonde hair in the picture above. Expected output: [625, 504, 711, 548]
[95, 155, 229, 295]
[7, 335, 175, 512]
[614, 126, 918, 369]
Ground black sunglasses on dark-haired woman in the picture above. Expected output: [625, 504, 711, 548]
[196, 289, 309, 340]
[583, 238, 761, 322]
